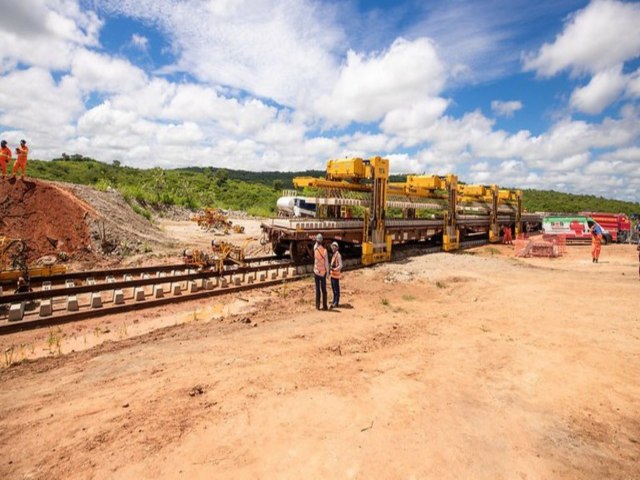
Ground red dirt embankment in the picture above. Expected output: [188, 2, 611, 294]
[0, 178, 95, 261]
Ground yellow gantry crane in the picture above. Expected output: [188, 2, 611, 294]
[293, 157, 523, 263]
[294, 157, 392, 265]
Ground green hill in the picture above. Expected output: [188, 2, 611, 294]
[26, 156, 640, 218]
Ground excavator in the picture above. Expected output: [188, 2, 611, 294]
[0, 237, 66, 284]
[183, 238, 258, 272]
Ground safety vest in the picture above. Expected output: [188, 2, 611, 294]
[0, 147, 11, 163]
[16, 145, 28, 162]
[314, 245, 328, 276]
[330, 252, 342, 279]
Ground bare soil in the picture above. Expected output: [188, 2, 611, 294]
[1, 242, 639, 479]
[0, 178, 94, 262]
[60, 182, 176, 259]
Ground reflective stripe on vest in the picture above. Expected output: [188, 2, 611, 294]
[0, 147, 11, 163]
[314, 246, 328, 276]
[17, 145, 28, 162]
[330, 252, 341, 279]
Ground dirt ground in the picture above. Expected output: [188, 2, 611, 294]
[0, 178, 94, 262]
[1, 243, 639, 479]
[0, 178, 269, 271]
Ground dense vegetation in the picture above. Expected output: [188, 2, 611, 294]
[26, 155, 640, 218]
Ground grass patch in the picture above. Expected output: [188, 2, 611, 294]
[131, 203, 153, 221]
[435, 280, 446, 289]
[381, 298, 390, 306]
[485, 246, 500, 256]
[402, 294, 416, 301]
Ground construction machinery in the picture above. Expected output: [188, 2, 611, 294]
[183, 238, 255, 273]
[293, 157, 391, 265]
[191, 208, 245, 234]
[0, 237, 67, 283]
[262, 156, 539, 264]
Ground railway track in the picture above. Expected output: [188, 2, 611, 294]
[0, 239, 490, 335]
[0, 255, 277, 288]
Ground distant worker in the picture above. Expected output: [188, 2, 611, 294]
[590, 223, 603, 263]
[329, 241, 343, 308]
[0, 139, 11, 179]
[12, 139, 29, 179]
[313, 233, 329, 311]
[15, 277, 32, 294]
[502, 225, 513, 245]
[637, 240, 639, 280]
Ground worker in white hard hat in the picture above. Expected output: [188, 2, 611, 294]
[313, 233, 329, 310]
[329, 241, 342, 308]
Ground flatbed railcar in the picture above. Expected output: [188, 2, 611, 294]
[262, 214, 542, 261]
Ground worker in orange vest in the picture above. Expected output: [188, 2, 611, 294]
[0, 140, 11, 179]
[313, 233, 330, 310]
[637, 240, 639, 280]
[12, 139, 29, 179]
[590, 223, 602, 263]
[502, 225, 513, 245]
[329, 241, 343, 308]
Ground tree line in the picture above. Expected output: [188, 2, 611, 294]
[26, 156, 639, 218]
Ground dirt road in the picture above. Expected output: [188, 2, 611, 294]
[1, 244, 639, 479]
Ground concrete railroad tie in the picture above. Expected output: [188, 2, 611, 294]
[90, 292, 103, 308]
[8, 303, 25, 322]
[113, 290, 125, 304]
[66, 296, 79, 311]
[154, 285, 164, 299]
[39, 299, 53, 317]
[134, 287, 145, 301]
[172, 284, 181, 295]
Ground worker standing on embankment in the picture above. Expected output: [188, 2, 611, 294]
[12, 139, 29, 180]
[313, 234, 329, 311]
[0, 140, 11, 179]
[590, 223, 603, 263]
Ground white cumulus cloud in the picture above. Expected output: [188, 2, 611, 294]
[491, 100, 523, 117]
[570, 66, 628, 114]
[315, 38, 446, 125]
[96, 0, 342, 108]
[524, 0, 640, 77]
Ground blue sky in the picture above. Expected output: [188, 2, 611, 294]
[0, 0, 639, 201]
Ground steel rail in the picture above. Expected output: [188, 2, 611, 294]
[0, 260, 295, 304]
[0, 255, 278, 287]
[0, 275, 304, 335]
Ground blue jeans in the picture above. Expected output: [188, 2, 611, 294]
[314, 274, 327, 309]
[331, 277, 340, 306]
